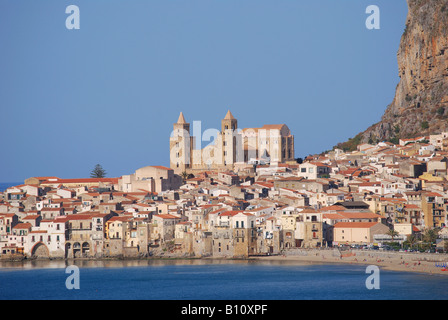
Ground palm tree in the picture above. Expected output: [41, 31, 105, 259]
[406, 234, 417, 250]
[423, 228, 438, 250]
[387, 228, 399, 242]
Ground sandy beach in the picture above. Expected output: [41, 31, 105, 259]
[1, 250, 447, 276]
[251, 249, 448, 276]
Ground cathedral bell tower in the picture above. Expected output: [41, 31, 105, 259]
[220, 110, 239, 167]
[170, 112, 191, 173]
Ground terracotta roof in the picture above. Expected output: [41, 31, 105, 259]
[404, 204, 421, 209]
[154, 214, 180, 219]
[320, 205, 346, 212]
[323, 213, 345, 219]
[41, 178, 119, 184]
[219, 210, 243, 217]
[107, 216, 133, 222]
[56, 213, 107, 221]
[13, 223, 32, 229]
[151, 166, 173, 171]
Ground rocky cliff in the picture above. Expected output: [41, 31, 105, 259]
[336, 0, 448, 151]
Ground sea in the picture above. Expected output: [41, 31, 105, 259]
[0, 259, 447, 301]
[1, 180, 447, 305]
[0, 182, 22, 192]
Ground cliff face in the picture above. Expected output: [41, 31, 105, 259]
[338, 0, 448, 150]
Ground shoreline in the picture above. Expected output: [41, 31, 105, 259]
[1, 251, 448, 276]
[250, 251, 448, 276]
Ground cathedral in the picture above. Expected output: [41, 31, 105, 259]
[169, 110, 295, 174]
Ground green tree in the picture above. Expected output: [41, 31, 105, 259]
[405, 234, 417, 250]
[387, 228, 399, 242]
[388, 136, 400, 145]
[181, 171, 189, 183]
[90, 164, 107, 178]
[421, 121, 429, 129]
[423, 228, 438, 244]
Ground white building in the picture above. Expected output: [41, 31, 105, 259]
[298, 162, 331, 180]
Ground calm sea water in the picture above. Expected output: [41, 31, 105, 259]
[0, 182, 21, 192]
[0, 259, 447, 300]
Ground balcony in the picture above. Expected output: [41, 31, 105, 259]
[216, 222, 230, 228]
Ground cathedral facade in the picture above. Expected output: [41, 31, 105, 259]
[170, 110, 295, 174]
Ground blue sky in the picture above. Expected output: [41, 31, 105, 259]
[0, 0, 408, 182]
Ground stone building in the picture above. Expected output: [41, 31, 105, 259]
[118, 165, 183, 194]
[231, 212, 257, 257]
[170, 110, 295, 174]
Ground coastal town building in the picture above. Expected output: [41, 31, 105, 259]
[3, 126, 448, 259]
